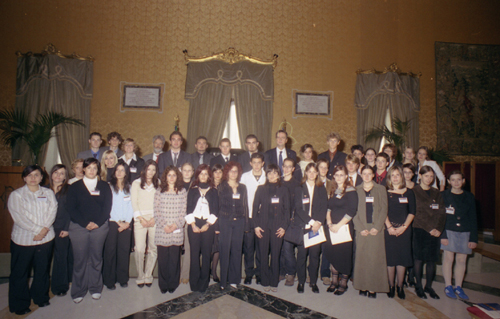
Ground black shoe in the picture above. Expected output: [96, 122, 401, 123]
[334, 285, 348, 296]
[145, 283, 152, 287]
[326, 283, 337, 293]
[255, 276, 261, 285]
[397, 286, 405, 300]
[408, 280, 416, 288]
[297, 283, 305, 293]
[387, 286, 395, 298]
[168, 289, 176, 293]
[137, 284, 145, 288]
[424, 287, 440, 299]
[38, 301, 50, 307]
[244, 276, 252, 284]
[161, 289, 167, 294]
[55, 292, 67, 297]
[368, 292, 377, 299]
[107, 285, 116, 290]
[120, 283, 128, 288]
[311, 284, 319, 293]
[359, 290, 368, 296]
[213, 277, 220, 283]
[14, 308, 31, 315]
[415, 287, 427, 299]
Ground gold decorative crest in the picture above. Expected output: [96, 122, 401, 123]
[16, 43, 95, 62]
[356, 63, 421, 77]
[183, 47, 278, 69]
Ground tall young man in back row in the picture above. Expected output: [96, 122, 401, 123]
[265, 130, 302, 182]
[238, 134, 262, 173]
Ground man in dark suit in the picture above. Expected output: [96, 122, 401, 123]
[317, 132, 347, 180]
[157, 131, 190, 176]
[102, 131, 124, 158]
[143, 135, 165, 163]
[346, 154, 363, 186]
[77, 132, 107, 161]
[190, 136, 214, 169]
[210, 138, 238, 168]
[264, 130, 302, 182]
[238, 134, 262, 173]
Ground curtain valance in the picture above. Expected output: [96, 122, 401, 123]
[16, 54, 94, 99]
[185, 60, 274, 101]
[355, 72, 420, 112]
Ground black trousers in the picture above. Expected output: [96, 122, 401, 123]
[103, 221, 132, 287]
[51, 230, 73, 295]
[320, 243, 331, 278]
[297, 243, 321, 285]
[243, 228, 261, 277]
[157, 245, 181, 292]
[9, 240, 53, 313]
[219, 218, 245, 287]
[258, 225, 284, 288]
[188, 218, 215, 292]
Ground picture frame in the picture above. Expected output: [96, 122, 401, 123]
[120, 82, 165, 112]
[292, 90, 333, 120]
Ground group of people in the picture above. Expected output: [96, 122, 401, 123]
[7, 129, 478, 316]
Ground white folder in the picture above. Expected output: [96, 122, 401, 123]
[303, 227, 327, 248]
[329, 225, 352, 245]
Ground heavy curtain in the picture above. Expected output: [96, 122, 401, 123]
[185, 59, 274, 152]
[15, 54, 93, 167]
[355, 72, 420, 150]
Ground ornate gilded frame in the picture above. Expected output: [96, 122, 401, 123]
[183, 47, 278, 69]
[356, 63, 421, 78]
[16, 43, 95, 62]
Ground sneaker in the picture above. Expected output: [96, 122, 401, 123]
[271, 287, 278, 292]
[230, 284, 237, 289]
[454, 286, 469, 300]
[91, 293, 101, 300]
[73, 297, 84, 304]
[264, 286, 271, 292]
[322, 277, 331, 286]
[444, 285, 457, 299]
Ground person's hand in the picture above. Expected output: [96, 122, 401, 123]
[33, 227, 49, 241]
[118, 222, 130, 232]
[276, 228, 285, 238]
[200, 224, 209, 233]
[59, 230, 69, 238]
[147, 218, 155, 227]
[312, 221, 321, 233]
[394, 226, 407, 237]
[429, 229, 441, 237]
[468, 242, 477, 249]
[387, 227, 398, 236]
[360, 230, 369, 236]
[139, 218, 149, 228]
[369, 228, 378, 236]
[86, 222, 98, 231]
[441, 239, 449, 246]
[191, 224, 201, 233]
[255, 227, 264, 238]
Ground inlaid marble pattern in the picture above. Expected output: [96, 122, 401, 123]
[123, 284, 335, 319]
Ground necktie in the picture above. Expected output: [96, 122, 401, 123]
[93, 153, 98, 159]
[155, 155, 159, 164]
[225, 156, 228, 163]
[173, 152, 178, 166]
[279, 151, 283, 173]
[199, 154, 203, 165]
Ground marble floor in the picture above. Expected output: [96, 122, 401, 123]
[0, 255, 498, 318]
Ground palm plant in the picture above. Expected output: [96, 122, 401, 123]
[0, 108, 84, 165]
[365, 117, 412, 162]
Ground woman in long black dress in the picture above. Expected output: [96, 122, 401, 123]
[253, 164, 290, 292]
[210, 164, 224, 282]
[384, 166, 415, 300]
[324, 165, 357, 296]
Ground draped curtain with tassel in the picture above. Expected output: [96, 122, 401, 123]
[185, 59, 274, 152]
[15, 54, 93, 168]
[355, 71, 420, 150]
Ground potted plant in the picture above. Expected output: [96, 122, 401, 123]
[365, 117, 412, 162]
[0, 108, 84, 165]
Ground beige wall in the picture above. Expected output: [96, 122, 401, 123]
[1, 0, 500, 165]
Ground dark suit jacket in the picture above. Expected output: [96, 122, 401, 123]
[102, 146, 124, 158]
[210, 154, 238, 168]
[264, 148, 302, 182]
[238, 151, 264, 173]
[158, 150, 190, 175]
[66, 179, 112, 228]
[190, 151, 214, 169]
[350, 173, 363, 187]
[118, 156, 145, 182]
[317, 150, 347, 180]
[294, 183, 328, 226]
[253, 184, 291, 231]
[76, 147, 108, 162]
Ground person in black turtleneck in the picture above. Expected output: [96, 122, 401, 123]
[253, 164, 290, 292]
[185, 164, 219, 292]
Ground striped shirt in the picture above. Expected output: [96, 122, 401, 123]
[154, 188, 187, 247]
[7, 184, 57, 246]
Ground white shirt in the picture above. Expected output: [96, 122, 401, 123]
[240, 169, 266, 218]
[185, 189, 218, 224]
[120, 153, 137, 165]
[153, 152, 162, 162]
[131, 179, 157, 219]
[7, 185, 57, 246]
[171, 150, 181, 163]
[83, 176, 98, 192]
[305, 182, 316, 228]
[349, 173, 358, 186]
[276, 147, 287, 163]
[221, 154, 230, 162]
[68, 177, 82, 185]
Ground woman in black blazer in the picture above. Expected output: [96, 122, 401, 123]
[217, 161, 249, 290]
[185, 164, 219, 292]
[294, 162, 328, 294]
[253, 164, 291, 292]
[66, 158, 112, 303]
[118, 138, 145, 182]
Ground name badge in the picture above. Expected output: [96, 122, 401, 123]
[399, 197, 408, 204]
[37, 196, 47, 202]
[130, 167, 137, 173]
[173, 229, 181, 234]
[302, 197, 310, 204]
[366, 197, 374, 203]
[232, 193, 240, 200]
[271, 197, 280, 204]
[446, 206, 455, 215]
[431, 203, 439, 210]
[91, 190, 100, 196]
[124, 196, 131, 202]
[336, 194, 343, 199]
